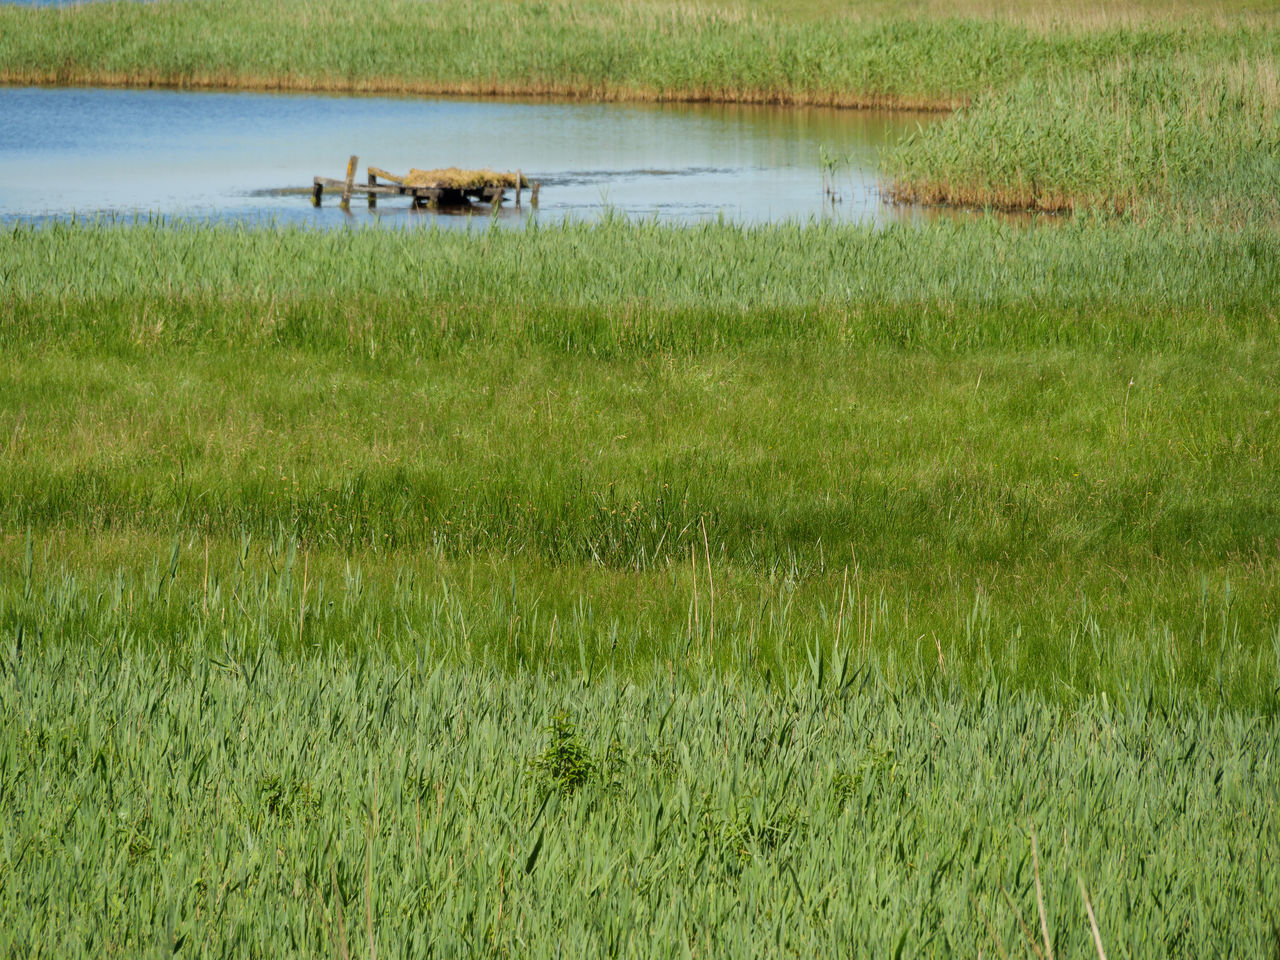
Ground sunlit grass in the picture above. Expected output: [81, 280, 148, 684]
[3, 218, 1279, 707]
[890, 53, 1280, 219]
[739, 0, 1280, 28]
[0, 0, 1031, 109]
[2, 127, 1279, 955]
[1, 640, 1276, 956]
[3, 1, 1279, 949]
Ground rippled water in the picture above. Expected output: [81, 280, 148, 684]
[0, 86, 933, 227]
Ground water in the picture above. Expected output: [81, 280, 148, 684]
[0, 86, 931, 227]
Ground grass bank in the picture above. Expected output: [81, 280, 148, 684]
[3, 219, 1279, 707]
[0, 0, 1043, 109]
[889, 52, 1280, 219]
[1, 0, 1272, 107]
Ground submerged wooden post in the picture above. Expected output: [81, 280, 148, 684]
[367, 170, 377, 209]
[312, 179, 324, 207]
[515, 169, 522, 209]
[531, 181, 540, 208]
[341, 155, 358, 208]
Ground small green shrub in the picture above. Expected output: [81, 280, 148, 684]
[530, 712, 596, 796]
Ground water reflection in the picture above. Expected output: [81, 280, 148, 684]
[0, 86, 942, 227]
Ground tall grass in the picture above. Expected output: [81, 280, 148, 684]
[4, 218, 1279, 341]
[3, 219, 1280, 707]
[0, 0, 1043, 108]
[890, 53, 1280, 218]
[2, 0, 1273, 108]
[1, 638, 1276, 956]
[745, 0, 1280, 26]
[6, 527, 1280, 706]
[5, 5, 1279, 945]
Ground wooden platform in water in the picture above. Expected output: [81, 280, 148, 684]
[312, 156, 539, 210]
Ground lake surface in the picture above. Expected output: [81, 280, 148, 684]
[0, 86, 933, 227]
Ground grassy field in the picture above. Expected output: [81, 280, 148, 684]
[4, 1, 1280, 953]
[5, 189, 1280, 956]
[4, 218, 1279, 713]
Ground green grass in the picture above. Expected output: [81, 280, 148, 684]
[0, 0, 1044, 108]
[3, 219, 1279, 709]
[5, 216, 1279, 328]
[890, 51, 1280, 219]
[5, 12, 1280, 943]
[2, 641, 1277, 957]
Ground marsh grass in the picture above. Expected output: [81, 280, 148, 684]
[4, 3, 1279, 946]
[4, 217, 1279, 325]
[2, 99, 1279, 958]
[3, 219, 1279, 707]
[5, 525, 1279, 707]
[0, 639, 1276, 956]
[746, 0, 1280, 27]
[0, 0, 1037, 108]
[890, 53, 1280, 219]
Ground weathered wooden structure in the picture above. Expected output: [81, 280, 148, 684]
[312, 156, 539, 210]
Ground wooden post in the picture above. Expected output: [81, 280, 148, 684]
[312, 178, 324, 207]
[341, 155, 358, 208]
[515, 169, 522, 209]
[531, 181, 540, 208]
[367, 170, 377, 209]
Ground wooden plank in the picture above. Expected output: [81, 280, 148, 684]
[314, 178, 409, 197]
[340, 155, 358, 207]
[314, 177, 506, 199]
[368, 166, 405, 184]
[308, 172, 521, 208]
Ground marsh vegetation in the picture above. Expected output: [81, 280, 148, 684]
[2, 1, 1279, 955]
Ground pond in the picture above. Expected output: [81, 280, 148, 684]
[0, 86, 935, 227]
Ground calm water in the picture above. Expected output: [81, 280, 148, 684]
[0, 86, 931, 227]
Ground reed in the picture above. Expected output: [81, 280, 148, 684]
[3, 0, 1273, 109]
[4, 3, 1277, 947]
[3, 219, 1279, 708]
[0, 638, 1275, 957]
[4, 217, 1279, 329]
[0, 0, 1040, 109]
[889, 53, 1280, 220]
